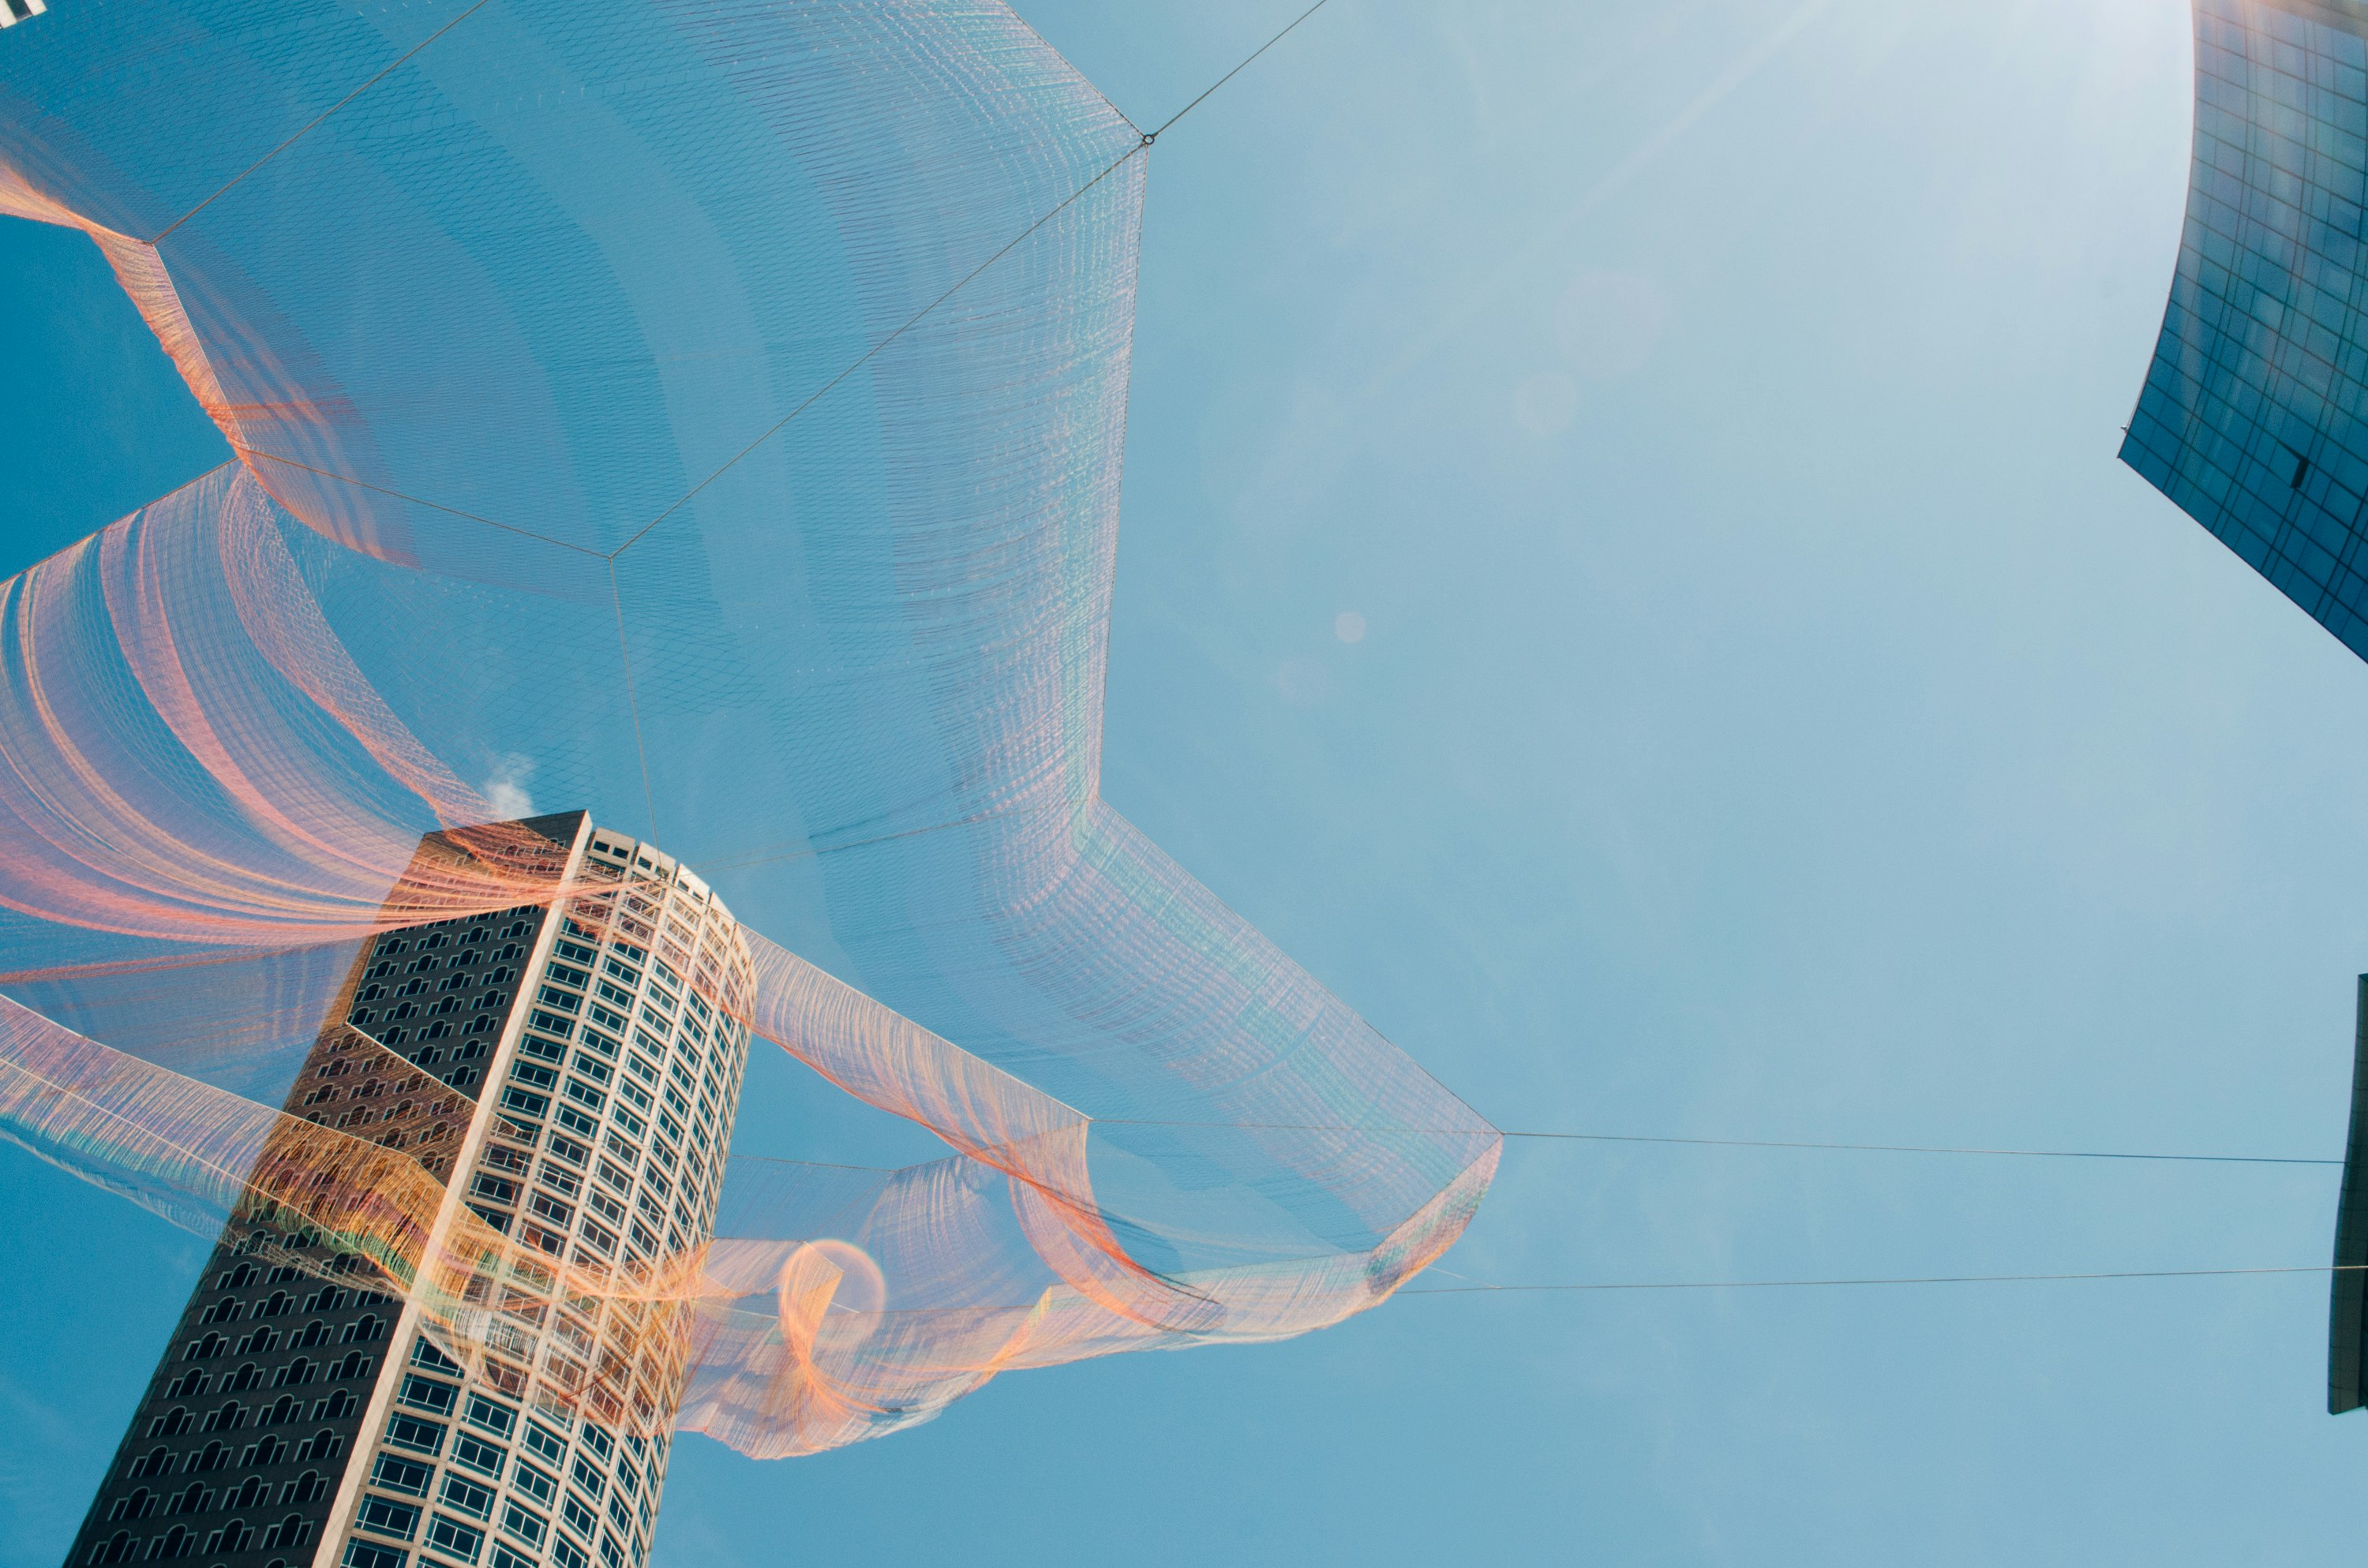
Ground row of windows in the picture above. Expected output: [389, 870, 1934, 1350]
[145, 1386, 363, 1439]
[2186, 181, 2368, 312]
[373, 914, 536, 960]
[107, 1466, 332, 1521]
[2200, 36, 2368, 110]
[368, 944, 524, 980]
[2202, 0, 2368, 67]
[83, 1512, 313, 1562]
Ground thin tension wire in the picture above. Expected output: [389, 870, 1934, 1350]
[1400, 1263, 2366, 1296]
[1147, 0, 1333, 140]
[1088, 1118, 2340, 1167]
[746, 1264, 2368, 1315]
[235, 447, 602, 560]
[1492, 1128, 2341, 1167]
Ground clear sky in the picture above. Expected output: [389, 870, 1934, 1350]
[9, 0, 2368, 1561]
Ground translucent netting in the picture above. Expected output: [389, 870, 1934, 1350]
[0, 0, 1500, 1455]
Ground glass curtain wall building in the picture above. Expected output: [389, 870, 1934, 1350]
[64, 814, 755, 1568]
[2122, 0, 2368, 658]
[2123, 0, 2368, 1413]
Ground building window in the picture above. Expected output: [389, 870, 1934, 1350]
[500, 1500, 548, 1546]
[561, 1493, 599, 1540]
[453, 1433, 507, 1480]
[428, 1514, 487, 1563]
[357, 1495, 422, 1542]
[397, 1376, 458, 1416]
[386, 1414, 448, 1456]
[259, 1514, 313, 1550]
[294, 1428, 345, 1462]
[523, 1423, 568, 1466]
[440, 1473, 496, 1520]
[511, 1461, 556, 1506]
[372, 1455, 433, 1497]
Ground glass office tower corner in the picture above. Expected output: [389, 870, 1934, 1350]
[2123, 0, 2368, 658]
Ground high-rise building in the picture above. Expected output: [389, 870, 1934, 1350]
[65, 813, 755, 1568]
[2125, 0, 2368, 1414]
[2327, 978, 2368, 1412]
[2122, 0, 2368, 660]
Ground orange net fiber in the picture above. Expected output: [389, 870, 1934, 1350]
[0, 0, 1499, 1456]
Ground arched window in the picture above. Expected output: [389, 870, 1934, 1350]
[257, 1515, 311, 1551]
[148, 1409, 189, 1439]
[294, 1428, 344, 1464]
[84, 1529, 133, 1564]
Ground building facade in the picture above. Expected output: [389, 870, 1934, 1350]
[2123, 0, 2368, 657]
[66, 814, 755, 1568]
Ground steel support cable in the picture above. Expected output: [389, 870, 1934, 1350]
[762, 1264, 2368, 1316]
[1085, 1118, 2340, 1167]
[232, 447, 603, 560]
[1400, 1264, 2366, 1296]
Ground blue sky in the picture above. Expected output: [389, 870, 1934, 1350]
[10, 0, 2368, 1561]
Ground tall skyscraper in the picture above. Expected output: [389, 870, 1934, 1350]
[2122, 0, 2368, 660]
[2125, 0, 2368, 1415]
[2327, 979, 2368, 1412]
[65, 814, 755, 1568]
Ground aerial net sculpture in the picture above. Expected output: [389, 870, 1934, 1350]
[0, 0, 1499, 1457]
